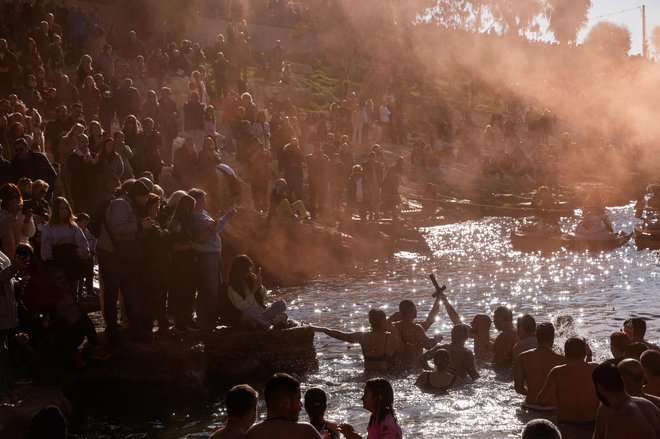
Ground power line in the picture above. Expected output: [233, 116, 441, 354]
[592, 5, 643, 21]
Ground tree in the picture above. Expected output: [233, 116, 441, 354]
[584, 21, 632, 59]
[431, 0, 489, 32]
[651, 26, 660, 59]
[545, 0, 591, 45]
[489, 0, 544, 35]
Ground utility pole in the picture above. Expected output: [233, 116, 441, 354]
[642, 4, 648, 59]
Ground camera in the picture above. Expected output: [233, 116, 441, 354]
[15, 243, 34, 264]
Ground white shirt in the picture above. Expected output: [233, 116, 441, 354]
[379, 105, 391, 123]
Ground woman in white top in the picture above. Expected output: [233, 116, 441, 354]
[226, 254, 286, 330]
[41, 197, 90, 282]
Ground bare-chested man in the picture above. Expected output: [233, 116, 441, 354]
[434, 288, 493, 361]
[618, 359, 660, 409]
[512, 314, 537, 363]
[641, 349, 660, 397]
[592, 363, 660, 439]
[624, 317, 659, 350]
[210, 385, 259, 439]
[514, 322, 564, 409]
[604, 331, 630, 365]
[537, 338, 599, 423]
[246, 373, 321, 439]
[419, 324, 479, 381]
[492, 306, 518, 367]
[391, 300, 442, 369]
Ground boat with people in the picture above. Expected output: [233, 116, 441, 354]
[633, 216, 660, 250]
[436, 197, 574, 219]
[510, 217, 565, 252]
[562, 214, 632, 251]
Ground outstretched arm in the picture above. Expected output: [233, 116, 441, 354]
[438, 290, 463, 325]
[310, 326, 362, 344]
[420, 296, 441, 331]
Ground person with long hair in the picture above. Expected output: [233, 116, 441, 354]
[0, 183, 36, 257]
[76, 54, 94, 87]
[18, 38, 43, 76]
[79, 76, 101, 121]
[415, 349, 464, 393]
[40, 197, 90, 283]
[304, 388, 340, 439]
[122, 114, 144, 152]
[339, 378, 402, 439]
[312, 309, 403, 372]
[168, 194, 199, 332]
[226, 254, 287, 329]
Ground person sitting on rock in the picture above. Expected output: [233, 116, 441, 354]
[210, 384, 259, 439]
[268, 178, 309, 220]
[226, 254, 287, 330]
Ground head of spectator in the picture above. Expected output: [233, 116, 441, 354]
[610, 331, 631, 360]
[493, 306, 513, 332]
[535, 322, 555, 348]
[183, 137, 195, 154]
[127, 179, 150, 208]
[0, 183, 23, 215]
[640, 350, 660, 385]
[363, 377, 396, 427]
[17, 177, 32, 199]
[225, 384, 259, 432]
[70, 103, 84, 122]
[398, 299, 417, 321]
[31, 180, 49, 202]
[264, 373, 303, 422]
[592, 362, 626, 408]
[564, 337, 587, 362]
[13, 138, 30, 160]
[187, 188, 207, 212]
[78, 54, 93, 71]
[99, 138, 117, 161]
[617, 358, 646, 396]
[521, 419, 561, 439]
[433, 349, 451, 372]
[82, 76, 96, 90]
[50, 197, 74, 225]
[122, 115, 141, 134]
[450, 324, 471, 346]
[368, 309, 387, 332]
[516, 314, 536, 340]
[623, 317, 646, 343]
[470, 314, 492, 337]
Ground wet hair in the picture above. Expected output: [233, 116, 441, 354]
[365, 377, 396, 426]
[624, 317, 647, 338]
[521, 419, 561, 439]
[0, 183, 22, 206]
[494, 306, 513, 323]
[564, 337, 587, 359]
[368, 309, 387, 331]
[264, 373, 299, 408]
[471, 314, 492, 333]
[451, 324, 470, 343]
[433, 349, 451, 371]
[624, 342, 649, 361]
[304, 387, 327, 418]
[536, 322, 555, 344]
[226, 384, 258, 418]
[517, 314, 536, 335]
[640, 350, 660, 377]
[592, 363, 625, 392]
[398, 300, 416, 317]
[27, 406, 67, 439]
[610, 331, 631, 355]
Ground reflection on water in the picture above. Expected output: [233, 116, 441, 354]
[71, 205, 659, 438]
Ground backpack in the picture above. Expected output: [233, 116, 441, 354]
[88, 197, 113, 238]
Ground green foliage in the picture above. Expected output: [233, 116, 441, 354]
[585, 21, 632, 59]
[301, 70, 342, 109]
[545, 0, 592, 45]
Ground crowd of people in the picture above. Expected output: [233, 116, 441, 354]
[1, 1, 659, 439]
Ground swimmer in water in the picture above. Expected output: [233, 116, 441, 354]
[537, 338, 599, 424]
[512, 315, 537, 363]
[623, 317, 659, 350]
[514, 322, 564, 409]
[591, 363, 660, 439]
[311, 309, 403, 372]
[304, 388, 339, 439]
[419, 324, 479, 381]
[210, 384, 259, 439]
[641, 350, 660, 397]
[415, 349, 465, 393]
[390, 300, 442, 370]
[492, 306, 518, 367]
[618, 359, 660, 409]
[246, 373, 321, 439]
[338, 378, 402, 439]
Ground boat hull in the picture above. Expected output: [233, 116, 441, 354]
[633, 226, 660, 250]
[562, 232, 632, 252]
[510, 231, 565, 252]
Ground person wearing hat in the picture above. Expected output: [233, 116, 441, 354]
[96, 179, 154, 341]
